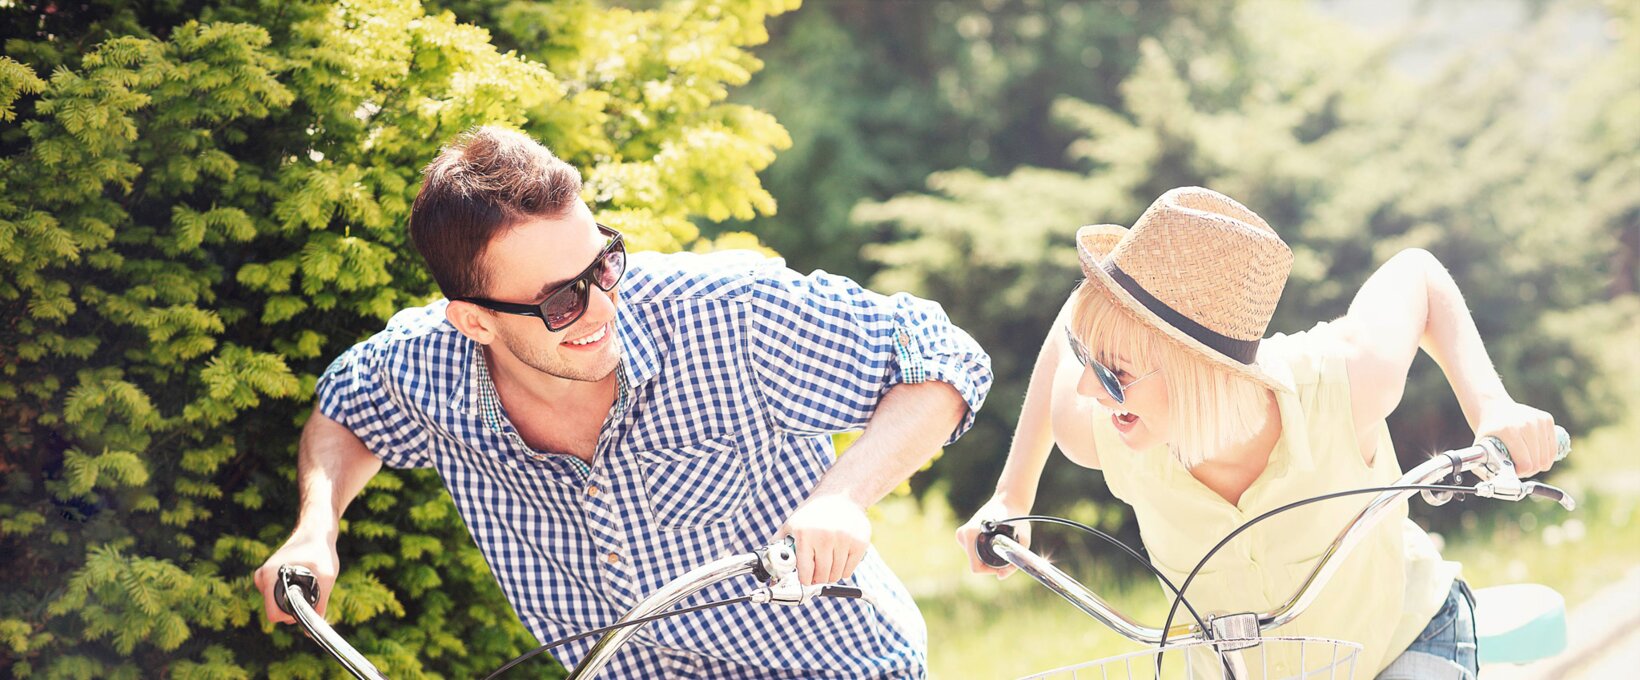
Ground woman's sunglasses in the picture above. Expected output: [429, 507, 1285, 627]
[455, 224, 626, 332]
[1063, 326, 1159, 404]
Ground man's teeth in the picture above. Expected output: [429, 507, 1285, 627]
[567, 325, 606, 346]
[1113, 409, 1130, 417]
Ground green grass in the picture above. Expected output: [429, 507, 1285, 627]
[870, 497, 1160, 678]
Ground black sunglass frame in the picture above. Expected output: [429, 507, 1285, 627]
[1063, 326, 1147, 405]
[454, 224, 625, 332]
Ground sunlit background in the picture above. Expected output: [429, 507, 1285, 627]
[1, 0, 1633, 677]
[721, 0, 1637, 677]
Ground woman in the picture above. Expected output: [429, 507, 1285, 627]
[955, 187, 1560, 679]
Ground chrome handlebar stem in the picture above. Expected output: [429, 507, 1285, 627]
[567, 539, 798, 679]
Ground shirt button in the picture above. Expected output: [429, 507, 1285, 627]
[586, 485, 600, 497]
[606, 552, 620, 564]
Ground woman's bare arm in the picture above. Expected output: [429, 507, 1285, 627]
[1336, 248, 1558, 474]
[957, 294, 1094, 576]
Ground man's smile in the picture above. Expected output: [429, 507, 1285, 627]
[563, 322, 610, 348]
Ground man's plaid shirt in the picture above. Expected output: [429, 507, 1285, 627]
[317, 250, 992, 678]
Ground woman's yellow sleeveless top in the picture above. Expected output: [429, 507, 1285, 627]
[1095, 323, 1457, 675]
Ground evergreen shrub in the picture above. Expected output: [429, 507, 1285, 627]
[0, 0, 795, 676]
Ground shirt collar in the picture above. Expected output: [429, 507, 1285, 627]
[1250, 340, 1311, 474]
[1268, 390, 1316, 474]
[451, 338, 482, 416]
[614, 303, 664, 389]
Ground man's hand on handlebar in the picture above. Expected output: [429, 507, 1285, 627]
[1475, 400, 1560, 477]
[772, 493, 871, 586]
[255, 529, 340, 625]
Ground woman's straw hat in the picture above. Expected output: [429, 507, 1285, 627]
[1076, 187, 1294, 393]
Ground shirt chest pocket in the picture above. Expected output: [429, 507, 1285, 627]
[636, 435, 752, 531]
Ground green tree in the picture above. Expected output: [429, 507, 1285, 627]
[1557, 0, 1640, 301]
[722, 0, 1179, 280]
[859, 0, 1633, 522]
[0, 0, 794, 676]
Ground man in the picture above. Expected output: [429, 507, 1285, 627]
[253, 126, 991, 677]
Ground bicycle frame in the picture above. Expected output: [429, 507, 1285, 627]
[282, 429, 1569, 679]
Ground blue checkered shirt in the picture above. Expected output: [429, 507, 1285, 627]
[317, 250, 992, 678]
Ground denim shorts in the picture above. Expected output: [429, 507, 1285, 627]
[1376, 580, 1479, 679]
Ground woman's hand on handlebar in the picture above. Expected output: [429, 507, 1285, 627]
[956, 495, 1032, 579]
[255, 529, 340, 624]
[1475, 400, 1559, 477]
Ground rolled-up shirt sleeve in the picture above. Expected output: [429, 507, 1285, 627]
[315, 343, 434, 469]
[746, 265, 992, 444]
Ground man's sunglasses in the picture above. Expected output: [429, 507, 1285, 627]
[1063, 326, 1159, 404]
[455, 224, 626, 332]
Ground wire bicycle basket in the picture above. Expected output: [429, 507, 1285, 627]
[1017, 636, 1362, 680]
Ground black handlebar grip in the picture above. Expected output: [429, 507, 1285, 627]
[819, 585, 865, 600]
[975, 521, 1017, 569]
[274, 565, 320, 616]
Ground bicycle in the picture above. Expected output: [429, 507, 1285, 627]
[275, 535, 891, 679]
[969, 427, 1575, 679]
[277, 429, 1573, 679]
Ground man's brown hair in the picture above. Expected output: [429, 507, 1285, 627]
[409, 126, 583, 299]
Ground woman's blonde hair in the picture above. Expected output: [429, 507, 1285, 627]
[1069, 281, 1272, 468]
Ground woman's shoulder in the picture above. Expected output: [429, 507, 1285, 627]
[1259, 320, 1352, 390]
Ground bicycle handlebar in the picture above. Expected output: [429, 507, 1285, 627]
[275, 565, 387, 680]
[977, 426, 1574, 645]
[566, 547, 776, 679]
[282, 426, 1572, 675]
[280, 538, 848, 680]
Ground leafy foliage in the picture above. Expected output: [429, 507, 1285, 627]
[2, 0, 1632, 674]
[853, 0, 1637, 520]
[724, 0, 1178, 279]
[0, 0, 794, 676]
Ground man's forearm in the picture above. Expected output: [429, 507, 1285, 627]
[809, 381, 968, 508]
[293, 405, 383, 537]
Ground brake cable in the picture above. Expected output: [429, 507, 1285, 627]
[483, 596, 751, 680]
[990, 515, 1213, 638]
[1155, 483, 1479, 651]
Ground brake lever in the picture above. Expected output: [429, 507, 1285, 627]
[749, 566, 808, 605]
[1528, 482, 1577, 511]
[748, 575, 865, 606]
[1473, 476, 1577, 511]
[747, 536, 867, 606]
[1470, 430, 1576, 510]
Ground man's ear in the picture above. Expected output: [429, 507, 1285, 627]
[446, 300, 497, 345]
